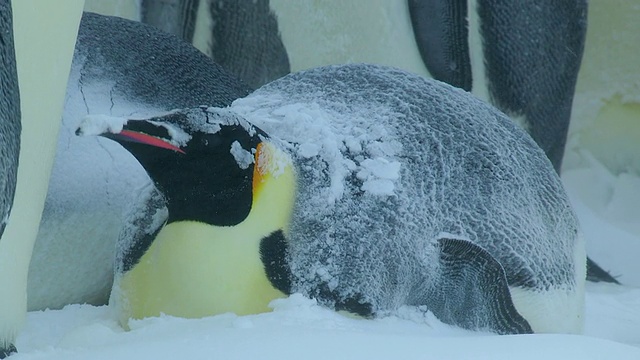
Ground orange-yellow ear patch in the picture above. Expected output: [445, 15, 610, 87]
[252, 141, 296, 207]
[253, 142, 268, 198]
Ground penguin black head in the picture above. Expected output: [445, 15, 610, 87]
[78, 107, 268, 226]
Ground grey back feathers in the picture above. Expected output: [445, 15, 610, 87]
[235, 64, 579, 297]
[0, 0, 21, 240]
[229, 64, 582, 333]
[0, 0, 20, 356]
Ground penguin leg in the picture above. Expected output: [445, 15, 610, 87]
[425, 238, 533, 334]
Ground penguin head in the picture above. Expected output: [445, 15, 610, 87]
[78, 107, 271, 226]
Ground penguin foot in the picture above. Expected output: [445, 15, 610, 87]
[0, 344, 16, 359]
[426, 238, 533, 335]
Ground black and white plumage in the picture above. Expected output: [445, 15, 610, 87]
[87, 64, 585, 335]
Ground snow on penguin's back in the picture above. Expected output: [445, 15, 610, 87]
[231, 63, 585, 333]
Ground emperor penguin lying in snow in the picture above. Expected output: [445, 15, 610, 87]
[79, 63, 586, 335]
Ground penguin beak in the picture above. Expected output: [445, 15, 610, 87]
[75, 114, 186, 154]
[101, 130, 186, 154]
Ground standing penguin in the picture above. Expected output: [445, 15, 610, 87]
[80, 64, 585, 335]
[409, 0, 588, 174]
[0, 0, 84, 357]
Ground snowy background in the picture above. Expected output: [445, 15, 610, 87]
[9, 1, 640, 359]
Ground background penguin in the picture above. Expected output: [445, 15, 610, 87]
[81, 63, 585, 335]
[27, 12, 251, 312]
[0, 0, 84, 357]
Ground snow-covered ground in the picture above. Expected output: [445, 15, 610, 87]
[10, 283, 640, 359]
[12, 128, 640, 359]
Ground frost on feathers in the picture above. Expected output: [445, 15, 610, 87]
[76, 114, 128, 136]
[230, 141, 254, 170]
[230, 64, 582, 318]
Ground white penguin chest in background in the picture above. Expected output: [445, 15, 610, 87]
[269, 0, 430, 77]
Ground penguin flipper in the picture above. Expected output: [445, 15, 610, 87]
[260, 230, 373, 317]
[427, 238, 532, 334]
[407, 0, 471, 90]
[117, 185, 168, 274]
[260, 229, 293, 295]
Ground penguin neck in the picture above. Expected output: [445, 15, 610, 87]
[117, 142, 297, 320]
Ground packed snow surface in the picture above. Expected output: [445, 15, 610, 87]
[12, 287, 640, 359]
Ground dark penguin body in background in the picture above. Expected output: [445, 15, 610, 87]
[409, 0, 588, 174]
[138, 0, 291, 90]
[140, 0, 201, 43]
[84, 64, 585, 335]
[28, 12, 251, 311]
[0, 1, 22, 357]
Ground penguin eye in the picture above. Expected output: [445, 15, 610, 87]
[201, 134, 223, 149]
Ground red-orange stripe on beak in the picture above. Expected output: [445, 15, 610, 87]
[119, 130, 186, 154]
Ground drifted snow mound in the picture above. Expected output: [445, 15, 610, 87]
[27, 12, 250, 311]
[231, 64, 583, 330]
[13, 291, 640, 360]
